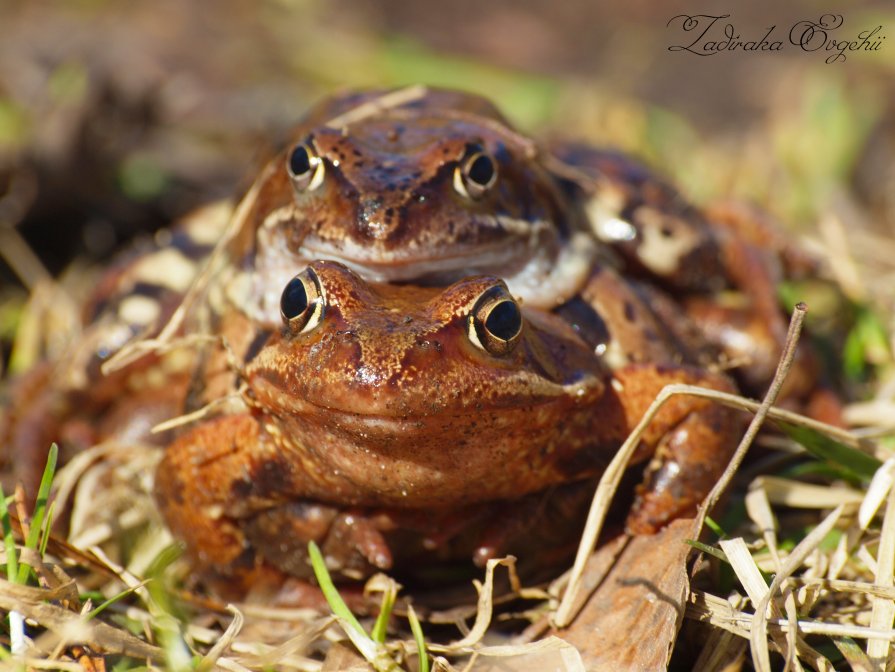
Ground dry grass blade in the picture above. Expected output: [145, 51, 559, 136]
[0, 589, 164, 662]
[17, 659, 85, 671]
[750, 505, 844, 672]
[696, 304, 807, 534]
[462, 637, 584, 671]
[431, 557, 517, 653]
[325, 85, 429, 128]
[688, 590, 895, 641]
[196, 604, 244, 671]
[151, 384, 247, 434]
[693, 594, 749, 671]
[867, 484, 895, 664]
[0, 570, 77, 603]
[745, 484, 782, 573]
[859, 457, 895, 529]
[231, 617, 331, 669]
[751, 476, 864, 509]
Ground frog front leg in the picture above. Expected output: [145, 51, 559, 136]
[608, 364, 743, 534]
[558, 265, 744, 533]
[155, 414, 394, 586]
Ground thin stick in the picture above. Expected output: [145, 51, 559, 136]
[697, 303, 807, 525]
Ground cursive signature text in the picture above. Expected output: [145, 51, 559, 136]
[667, 14, 885, 63]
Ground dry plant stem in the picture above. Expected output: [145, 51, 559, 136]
[553, 305, 807, 628]
[151, 384, 248, 434]
[689, 591, 895, 641]
[867, 484, 895, 664]
[18, 659, 84, 672]
[429, 557, 516, 654]
[698, 303, 807, 526]
[0, 589, 164, 662]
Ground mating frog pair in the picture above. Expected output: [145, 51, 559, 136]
[3, 87, 824, 594]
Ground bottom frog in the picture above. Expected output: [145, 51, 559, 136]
[155, 260, 742, 597]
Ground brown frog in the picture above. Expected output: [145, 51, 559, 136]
[155, 260, 740, 593]
[220, 87, 595, 332]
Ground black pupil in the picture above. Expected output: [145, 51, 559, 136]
[281, 277, 309, 320]
[467, 154, 495, 186]
[289, 145, 312, 176]
[485, 300, 521, 340]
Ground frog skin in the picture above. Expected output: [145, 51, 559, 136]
[547, 143, 827, 399]
[1, 203, 231, 491]
[155, 260, 741, 592]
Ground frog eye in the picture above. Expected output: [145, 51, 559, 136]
[280, 268, 325, 334]
[453, 144, 498, 199]
[468, 285, 523, 356]
[286, 140, 325, 192]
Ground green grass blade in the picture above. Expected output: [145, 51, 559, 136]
[703, 516, 726, 539]
[370, 581, 398, 644]
[39, 500, 57, 557]
[685, 540, 728, 563]
[307, 541, 366, 637]
[17, 443, 58, 584]
[407, 604, 429, 672]
[85, 581, 151, 621]
[0, 485, 19, 582]
[780, 423, 881, 481]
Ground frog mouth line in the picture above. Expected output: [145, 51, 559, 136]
[297, 237, 541, 284]
[251, 375, 596, 429]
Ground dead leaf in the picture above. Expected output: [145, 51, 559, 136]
[556, 519, 694, 670]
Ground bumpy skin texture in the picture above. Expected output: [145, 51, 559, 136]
[155, 261, 741, 591]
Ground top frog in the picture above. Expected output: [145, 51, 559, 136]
[224, 86, 597, 326]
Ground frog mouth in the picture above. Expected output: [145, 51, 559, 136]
[251, 374, 597, 427]
[297, 236, 536, 284]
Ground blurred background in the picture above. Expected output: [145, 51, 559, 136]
[0, 0, 893, 334]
